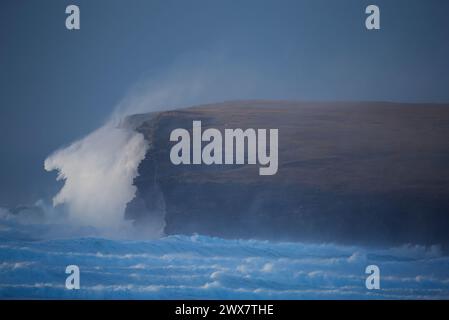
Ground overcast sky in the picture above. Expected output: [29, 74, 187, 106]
[1, 0, 449, 206]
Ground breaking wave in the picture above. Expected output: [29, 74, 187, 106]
[44, 123, 148, 237]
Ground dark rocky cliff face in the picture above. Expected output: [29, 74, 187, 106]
[124, 101, 449, 248]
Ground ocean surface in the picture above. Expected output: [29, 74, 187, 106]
[1, 217, 449, 299]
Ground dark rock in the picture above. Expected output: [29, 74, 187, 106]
[125, 100, 449, 248]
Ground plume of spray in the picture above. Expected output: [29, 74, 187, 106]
[44, 52, 271, 238]
[44, 123, 148, 235]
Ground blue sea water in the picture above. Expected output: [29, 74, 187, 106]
[1, 218, 449, 299]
